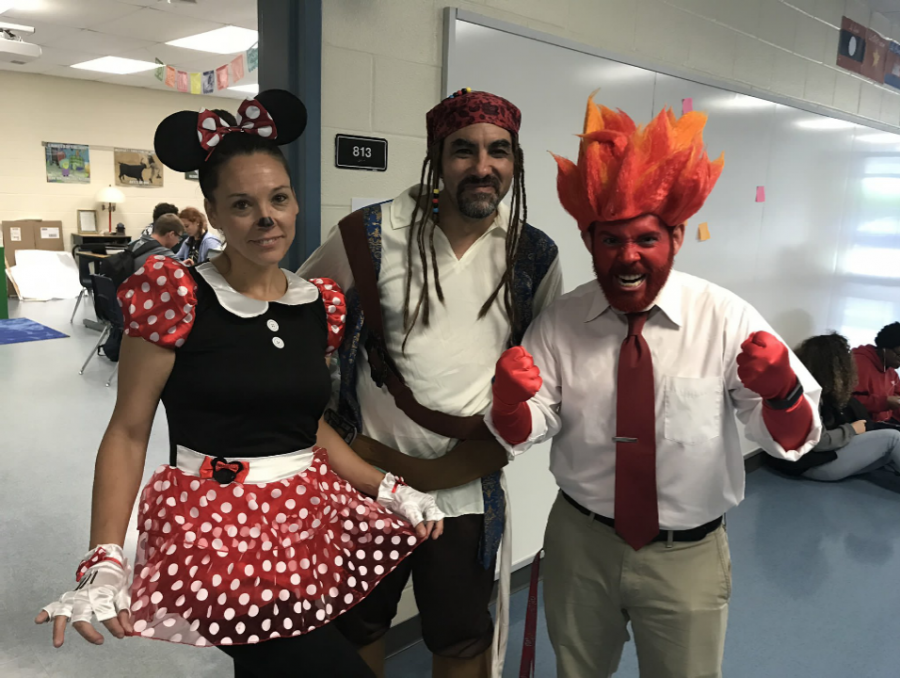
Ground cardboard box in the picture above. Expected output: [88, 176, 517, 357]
[35, 221, 64, 251]
[2, 220, 64, 296]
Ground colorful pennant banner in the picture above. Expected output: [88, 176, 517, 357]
[154, 42, 258, 94]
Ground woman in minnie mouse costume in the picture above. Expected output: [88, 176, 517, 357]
[35, 89, 445, 677]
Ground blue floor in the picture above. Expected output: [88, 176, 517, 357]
[386, 467, 900, 677]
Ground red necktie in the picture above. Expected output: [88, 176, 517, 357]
[614, 312, 659, 550]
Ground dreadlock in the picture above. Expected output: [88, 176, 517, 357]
[794, 332, 857, 408]
[400, 135, 527, 352]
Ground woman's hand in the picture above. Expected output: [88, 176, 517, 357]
[852, 420, 867, 435]
[34, 545, 133, 648]
[183, 258, 195, 267]
[376, 473, 445, 540]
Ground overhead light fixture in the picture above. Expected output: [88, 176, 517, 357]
[72, 56, 159, 74]
[795, 118, 857, 130]
[228, 84, 259, 95]
[167, 26, 258, 54]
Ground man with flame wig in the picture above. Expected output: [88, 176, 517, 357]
[485, 94, 822, 677]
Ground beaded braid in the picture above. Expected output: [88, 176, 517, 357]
[400, 132, 527, 352]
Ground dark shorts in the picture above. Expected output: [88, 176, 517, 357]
[334, 513, 496, 659]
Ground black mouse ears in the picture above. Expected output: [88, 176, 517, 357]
[153, 89, 308, 172]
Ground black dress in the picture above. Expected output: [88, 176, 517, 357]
[115, 257, 421, 654]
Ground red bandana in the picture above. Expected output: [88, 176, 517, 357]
[426, 90, 521, 148]
[197, 98, 278, 155]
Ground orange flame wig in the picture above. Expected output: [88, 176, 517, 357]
[553, 92, 724, 232]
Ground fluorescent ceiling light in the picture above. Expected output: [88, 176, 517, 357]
[167, 26, 258, 54]
[228, 84, 259, 95]
[71, 56, 159, 74]
[795, 118, 857, 130]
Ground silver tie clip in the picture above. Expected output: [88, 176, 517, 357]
[613, 437, 638, 443]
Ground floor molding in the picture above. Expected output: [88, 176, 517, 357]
[385, 451, 765, 657]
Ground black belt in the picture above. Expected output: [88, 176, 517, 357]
[561, 492, 722, 544]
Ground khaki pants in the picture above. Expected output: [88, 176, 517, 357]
[543, 493, 731, 678]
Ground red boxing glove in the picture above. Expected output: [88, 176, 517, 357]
[491, 346, 542, 445]
[737, 331, 813, 451]
[737, 331, 794, 400]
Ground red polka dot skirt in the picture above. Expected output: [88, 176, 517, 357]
[128, 448, 420, 646]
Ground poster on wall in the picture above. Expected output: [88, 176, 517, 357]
[885, 42, 900, 90]
[837, 16, 867, 74]
[114, 148, 163, 187]
[862, 28, 888, 82]
[45, 143, 90, 184]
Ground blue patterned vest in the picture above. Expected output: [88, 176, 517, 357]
[337, 202, 558, 568]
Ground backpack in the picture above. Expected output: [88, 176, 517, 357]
[99, 326, 123, 362]
[99, 241, 159, 288]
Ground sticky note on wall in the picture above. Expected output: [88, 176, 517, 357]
[756, 186, 766, 202]
[682, 97, 693, 114]
[698, 222, 710, 241]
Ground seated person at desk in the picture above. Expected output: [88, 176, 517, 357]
[140, 202, 179, 238]
[128, 214, 184, 269]
[176, 207, 222, 266]
[852, 322, 900, 424]
[768, 333, 900, 481]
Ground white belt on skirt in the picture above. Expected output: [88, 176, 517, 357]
[174, 445, 315, 484]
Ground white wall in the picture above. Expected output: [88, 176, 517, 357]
[320, 0, 900, 236]
[0, 71, 215, 246]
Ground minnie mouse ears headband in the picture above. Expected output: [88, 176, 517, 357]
[154, 89, 308, 172]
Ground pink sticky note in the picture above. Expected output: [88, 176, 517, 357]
[682, 97, 693, 114]
[756, 186, 766, 203]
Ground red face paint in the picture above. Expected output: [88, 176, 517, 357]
[590, 215, 675, 314]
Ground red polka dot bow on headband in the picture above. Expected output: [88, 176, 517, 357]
[196, 98, 279, 154]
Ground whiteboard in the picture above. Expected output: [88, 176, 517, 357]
[446, 10, 900, 568]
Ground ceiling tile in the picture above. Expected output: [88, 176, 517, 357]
[10, 19, 71, 46]
[162, 0, 257, 30]
[0, 59, 56, 74]
[46, 28, 156, 56]
[92, 6, 225, 42]
[3, 0, 142, 29]
[29, 45, 103, 67]
[3, 0, 258, 97]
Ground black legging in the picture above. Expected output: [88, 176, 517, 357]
[224, 622, 375, 677]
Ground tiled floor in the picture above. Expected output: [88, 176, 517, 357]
[5, 298, 900, 677]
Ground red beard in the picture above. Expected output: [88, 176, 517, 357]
[593, 256, 673, 313]
[588, 215, 679, 313]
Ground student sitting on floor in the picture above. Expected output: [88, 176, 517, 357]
[768, 332, 900, 481]
[852, 322, 900, 424]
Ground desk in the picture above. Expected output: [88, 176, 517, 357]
[74, 250, 111, 332]
[72, 233, 130, 247]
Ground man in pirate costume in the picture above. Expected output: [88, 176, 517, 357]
[487, 94, 823, 678]
[299, 89, 562, 678]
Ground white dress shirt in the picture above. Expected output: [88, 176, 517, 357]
[299, 185, 563, 517]
[486, 270, 822, 530]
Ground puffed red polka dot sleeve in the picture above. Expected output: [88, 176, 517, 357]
[117, 256, 199, 349]
[309, 277, 346, 356]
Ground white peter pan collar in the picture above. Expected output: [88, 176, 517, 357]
[196, 261, 320, 319]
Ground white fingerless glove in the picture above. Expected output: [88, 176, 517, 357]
[376, 473, 445, 527]
[42, 544, 131, 625]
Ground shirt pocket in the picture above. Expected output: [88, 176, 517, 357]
[663, 376, 723, 445]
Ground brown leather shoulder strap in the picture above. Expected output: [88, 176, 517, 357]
[339, 210, 384, 338]
[338, 208, 490, 441]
